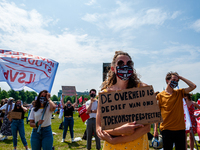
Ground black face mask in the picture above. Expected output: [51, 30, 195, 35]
[169, 80, 178, 88]
[90, 93, 96, 98]
[16, 104, 21, 107]
[116, 65, 133, 80]
[39, 97, 47, 104]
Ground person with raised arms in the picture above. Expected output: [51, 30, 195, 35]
[96, 51, 151, 150]
[61, 93, 77, 143]
[154, 72, 196, 150]
[29, 90, 56, 150]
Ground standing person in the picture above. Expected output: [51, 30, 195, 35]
[185, 93, 200, 150]
[61, 93, 77, 142]
[96, 51, 150, 150]
[29, 90, 56, 150]
[10, 100, 29, 150]
[0, 99, 5, 129]
[0, 97, 15, 140]
[86, 89, 101, 150]
[154, 72, 196, 150]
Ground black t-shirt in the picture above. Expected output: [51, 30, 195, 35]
[64, 106, 74, 117]
[13, 108, 25, 119]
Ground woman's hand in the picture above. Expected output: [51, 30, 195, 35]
[46, 93, 51, 100]
[97, 127, 114, 143]
[38, 120, 44, 125]
[116, 122, 144, 136]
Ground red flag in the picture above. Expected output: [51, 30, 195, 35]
[78, 96, 82, 103]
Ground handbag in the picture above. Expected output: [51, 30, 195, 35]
[59, 122, 64, 129]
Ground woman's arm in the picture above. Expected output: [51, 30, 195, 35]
[21, 105, 27, 112]
[47, 93, 56, 112]
[30, 120, 44, 128]
[61, 94, 65, 108]
[99, 124, 151, 145]
[72, 94, 78, 108]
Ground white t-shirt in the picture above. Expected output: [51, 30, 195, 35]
[0, 103, 15, 111]
[86, 100, 98, 118]
[28, 104, 53, 127]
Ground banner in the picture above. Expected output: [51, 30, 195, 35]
[0, 50, 59, 93]
[62, 86, 76, 96]
[195, 110, 200, 139]
[183, 99, 192, 131]
[78, 105, 89, 122]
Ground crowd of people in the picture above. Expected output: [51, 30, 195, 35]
[0, 50, 199, 150]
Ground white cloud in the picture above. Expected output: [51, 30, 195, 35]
[191, 19, 200, 32]
[82, 2, 179, 31]
[85, 0, 96, 6]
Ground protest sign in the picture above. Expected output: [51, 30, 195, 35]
[78, 105, 89, 122]
[0, 49, 59, 93]
[9, 112, 22, 120]
[99, 86, 162, 130]
[62, 86, 76, 96]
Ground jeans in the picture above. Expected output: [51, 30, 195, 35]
[87, 118, 101, 150]
[162, 130, 185, 150]
[11, 119, 28, 147]
[31, 125, 53, 150]
[63, 117, 74, 139]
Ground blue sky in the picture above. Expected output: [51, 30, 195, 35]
[0, 0, 200, 96]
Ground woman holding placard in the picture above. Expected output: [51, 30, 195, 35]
[61, 93, 77, 143]
[10, 100, 29, 150]
[29, 90, 56, 150]
[96, 51, 151, 150]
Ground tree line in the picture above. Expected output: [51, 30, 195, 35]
[0, 88, 91, 104]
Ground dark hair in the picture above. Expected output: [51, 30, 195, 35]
[89, 89, 96, 94]
[165, 71, 179, 84]
[34, 90, 48, 112]
[13, 100, 22, 111]
[0, 99, 5, 107]
[101, 51, 140, 90]
[185, 93, 192, 101]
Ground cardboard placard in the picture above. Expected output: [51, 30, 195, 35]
[99, 86, 162, 130]
[9, 112, 22, 119]
[62, 86, 76, 96]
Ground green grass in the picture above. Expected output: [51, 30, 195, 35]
[0, 113, 199, 150]
[0, 112, 104, 150]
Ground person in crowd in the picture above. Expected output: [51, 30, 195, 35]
[61, 93, 77, 142]
[29, 90, 56, 150]
[26, 100, 35, 124]
[154, 72, 196, 150]
[86, 89, 101, 150]
[185, 93, 200, 150]
[0, 99, 5, 129]
[96, 51, 150, 150]
[0, 97, 15, 140]
[10, 100, 29, 150]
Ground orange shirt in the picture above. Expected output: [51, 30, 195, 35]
[157, 89, 185, 131]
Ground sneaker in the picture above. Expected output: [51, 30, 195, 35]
[61, 139, 65, 142]
[71, 138, 75, 142]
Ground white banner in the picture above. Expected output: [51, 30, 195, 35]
[0, 49, 59, 93]
[183, 99, 192, 131]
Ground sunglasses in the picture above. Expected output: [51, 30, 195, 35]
[117, 60, 133, 67]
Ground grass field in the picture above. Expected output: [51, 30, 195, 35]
[0, 112, 199, 150]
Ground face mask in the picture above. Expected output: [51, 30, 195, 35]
[67, 104, 71, 107]
[90, 93, 96, 98]
[169, 80, 178, 88]
[16, 104, 21, 107]
[39, 97, 47, 104]
[116, 65, 133, 80]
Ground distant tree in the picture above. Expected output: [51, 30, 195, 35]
[26, 91, 35, 104]
[51, 95, 58, 102]
[8, 89, 20, 100]
[1, 90, 9, 99]
[19, 90, 27, 103]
